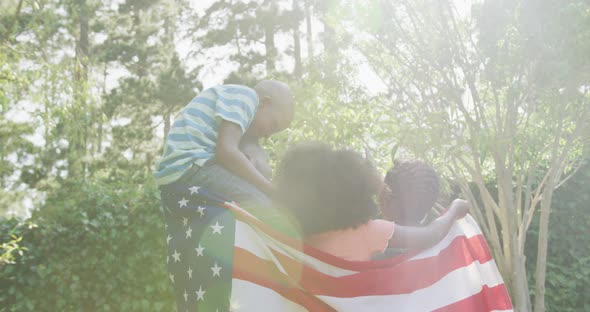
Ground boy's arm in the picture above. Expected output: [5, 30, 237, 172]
[389, 199, 470, 249]
[240, 140, 273, 179]
[216, 120, 274, 195]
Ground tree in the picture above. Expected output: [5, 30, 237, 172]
[350, 1, 589, 310]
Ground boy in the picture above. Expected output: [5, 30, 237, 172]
[155, 80, 294, 207]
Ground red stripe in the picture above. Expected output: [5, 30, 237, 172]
[232, 248, 336, 311]
[432, 284, 513, 312]
[269, 234, 493, 296]
[225, 202, 482, 271]
[223, 200, 410, 270]
[234, 235, 492, 297]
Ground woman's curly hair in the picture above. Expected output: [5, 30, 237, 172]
[275, 142, 381, 236]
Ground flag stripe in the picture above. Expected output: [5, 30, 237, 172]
[316, 260, 507, 311]
[230, 280, 309, 312]
[233, 248, 336, 312]
[225, 200, 484, 271]
[233, 230, 494, 296]
[269, 234, 494, 296]
[234, 222, 359, 277]
[234, 247, 508, 312]
[432, 284, 514, 312]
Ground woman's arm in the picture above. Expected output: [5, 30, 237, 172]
[389, 199, 470, 249]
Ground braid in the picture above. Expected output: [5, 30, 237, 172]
[382, 160, 440, 225]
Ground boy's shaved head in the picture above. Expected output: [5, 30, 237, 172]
[255, 79, 292, 97]
[254, 80, 294, 113]
[248, 79, 295, 139]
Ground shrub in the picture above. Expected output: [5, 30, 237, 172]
[0, 174, 174, 311]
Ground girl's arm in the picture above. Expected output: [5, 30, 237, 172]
[215, 121, 274, 195]
[389, 199, 470, 249]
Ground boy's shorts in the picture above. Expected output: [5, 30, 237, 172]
[162, 162, 298, 237]
[176, 162, 271, 207]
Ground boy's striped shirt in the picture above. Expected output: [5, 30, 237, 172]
[154, 85, 259, 186]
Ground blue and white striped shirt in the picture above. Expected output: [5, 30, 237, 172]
[154, 85, 259, 186]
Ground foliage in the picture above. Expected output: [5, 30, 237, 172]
[524, 162, 590, 312]
[342, 1, 589, 310]
[1, 0, 589, 310]
[0, 173, 174, 311]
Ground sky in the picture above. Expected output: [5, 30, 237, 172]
[182, 0, 388, 94]
[183, 0, 471, 91]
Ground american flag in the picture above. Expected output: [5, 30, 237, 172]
[161, 185, 513, 311]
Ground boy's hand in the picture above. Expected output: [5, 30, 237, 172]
[449, 199, 470, 220]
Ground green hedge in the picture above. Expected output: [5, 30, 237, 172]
[525, 162, 590, 312]
[0, 175, 174, 311]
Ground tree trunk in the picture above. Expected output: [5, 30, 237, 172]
[513, 252, 532, 312]
[70, 0, 89, 179]
[305, 0, 313, 65]
[533, 177, 558, 312]
[293, 0, 302, 78]
[164, 112, 171, 139]
[264, 23, 276, 74]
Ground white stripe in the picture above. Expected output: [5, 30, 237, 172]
[230, 279, 307, 312]
[234, 222, 290, 275]
[409, 215, 482, 261]
[156, 157, 193, 172]
[214, 106, 250, 123]
[185, 101, 216, 116]
[259, 229, 361, 277]
[167, 125, 216, 147]
[235, 221, 359, 277]
[235, 215, 484, 278]
[217, 90, 256, 108]
[317, 260, 506, 312]
[196, 89, 217, 101]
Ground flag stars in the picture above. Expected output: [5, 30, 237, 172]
[189, 186, 200, 194]
[178, 198, 189, 208]
[197, 206, 206, 218]
[211, 262, 222, 277]
[211, 221, 224, 234]
[187, 267, 193, 279]
[182, 217, 188, 226]
[195, 244, 204, 256]
[169, 273, 175, 284]
[172, 250, 181, 262]
[166, 234, 172, 245]
[185, 227, 192, 239]
[184, 290, 188, 302]
[195, 286, 206, 301]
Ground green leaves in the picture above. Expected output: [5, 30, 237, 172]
[0, 175, 174, 311]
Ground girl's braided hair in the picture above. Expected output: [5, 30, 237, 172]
[381, 160, 440, 226]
